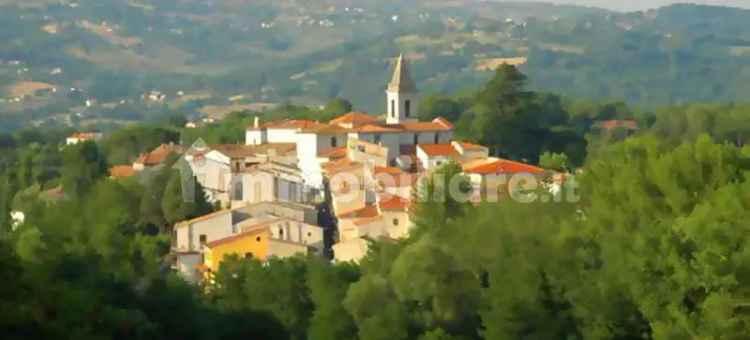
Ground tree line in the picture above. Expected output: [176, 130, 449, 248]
[3, 65, 750, 339]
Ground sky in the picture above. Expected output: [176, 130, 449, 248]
[498, 0, 750, 11]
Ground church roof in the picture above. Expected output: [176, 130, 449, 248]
[330, 112, 379, 126]
[387, 54, 417, 93]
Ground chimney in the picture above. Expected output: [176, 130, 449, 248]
[254, 116, 260, 128]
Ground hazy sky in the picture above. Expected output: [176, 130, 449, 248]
[500, 0, 750, 11]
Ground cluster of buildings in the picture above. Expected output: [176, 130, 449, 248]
[94, 55, 554, 283]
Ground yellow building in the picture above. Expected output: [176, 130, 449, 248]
[202, 221, 315, 274]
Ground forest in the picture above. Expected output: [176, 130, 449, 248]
[2, 64, 750, 339]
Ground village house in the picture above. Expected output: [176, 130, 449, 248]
[132, 143, 184, 170]
[172, 202, 324, 282]
[66, 132, 103, 145]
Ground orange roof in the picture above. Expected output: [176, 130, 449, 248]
[300, 124, 349, 134]
[456, 141, 486, 150]
[379, 196, 410, 211]
[598, 119, 638, 131]
[254, 119, 322, 130]
[70, 132, 101, 140]
[353, 124, 402, 133]
[374, 166, 403, 176]
[206, 226, 268, 248]
[389, 117, 454, 132]
[353, 215, 384, 226]
[135, 143, 184, 166]
[418, 144, 459, 157]
[323, 158, 362, 175]
[338, 204, 379, 219]
[330, 112, 379, 125]
[175, 209, 230, 228]
[463, 159, 545, 175]
[109, 165, 136, 178]
[319, 147, 347, 159]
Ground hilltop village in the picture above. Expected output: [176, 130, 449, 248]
[91, 56, 557, 283]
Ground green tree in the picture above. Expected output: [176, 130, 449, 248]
[60, 141, 107, 199]
[161, 170, 213, 226]
[538, 152, 569, 172]
[307, 259, 360, 340]
[324, 98, 354, 118]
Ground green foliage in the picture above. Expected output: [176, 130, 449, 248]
[161, 170, 213, 226]
[61, 141, 108, 199]
[102, 126, 179, 165]
[418, 94, 467, 122]
[306, 259, 360, 340]
[538, 152, 569, 171]
[212, 256, 313, 340]
[323, 98, 354, 118]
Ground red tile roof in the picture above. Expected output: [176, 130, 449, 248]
[256, 119, 321, 130]
[135, 143, 184, 166]
[418, 144, 459, 157]
[330, 112, 379, 126]
[319, 147, 347, 160]
[353, 215, 384, 226]
[206, 227, 268, 248]
[463, 159, 545, 175]
[379, 196, 410, 211]
[455, 141, 486, 150]
[353, 124, 402, 133]
[69, 132, 101, 140]
[109, 165, 137, 178]
[598, 119, 638, 131]
[338, 204, 379, 219]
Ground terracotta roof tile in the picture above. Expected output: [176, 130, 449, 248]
[338, 204, 379, 219]
[319, 147, 347, 160]
[463, 159, 545, 175]
[418, 144, 459, 157]
[109, 165, 137, 178]
[353, 124, 402, 133]
[135, 143, 184, 166]
[330, 112, 379, 126]
[597, 119, 638, 131]
[379, 196, 410, 211]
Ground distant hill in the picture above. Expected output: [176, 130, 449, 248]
[1, 0, 750, 131]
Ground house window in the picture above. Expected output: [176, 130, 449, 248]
[245, 252, 254, 259]
[307, 232, 312, 237]
[374, 134, 382, 144]
[331, 137, 337, 147]
[233, 182, 243, 201]
[413, 134, 419, 144]
[393, 218, 399, 226]
[199, 234, 207, 245]
[434, 133, 439, 144]
[391, 100, 395, 117]
[279, 229, 284, 237]
[405, 100, 411, 117]
[256, 236, 262, 242]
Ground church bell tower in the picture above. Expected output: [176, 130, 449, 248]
[386, 54, 419, 125]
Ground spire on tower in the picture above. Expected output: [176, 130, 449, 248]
[388, 54, 417, 93]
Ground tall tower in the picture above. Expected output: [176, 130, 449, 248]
[386, 54, 419, 125]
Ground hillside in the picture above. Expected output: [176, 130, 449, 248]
[1, 0, 750, 131]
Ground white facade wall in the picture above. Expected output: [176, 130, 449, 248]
[245, 130, 267, 145]
[382, 210, 413, 239]
[416, 148, 452, 171]
[174, 212, 235, 252]
[268, 220, 324, 254]
[267, 128, 300, 144]
[386, 89, 419, 124]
